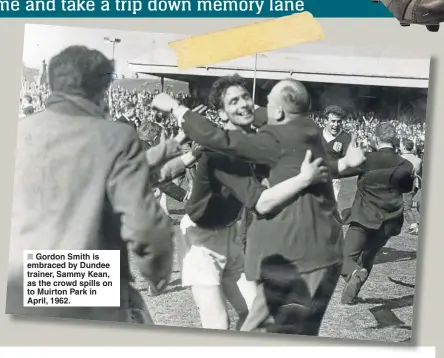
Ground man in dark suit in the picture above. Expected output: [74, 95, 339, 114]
[152, 78, 366, 335]
[340, 122, 415, 304]
[153, 76, 334, 331]
[7, 46, 173, 323]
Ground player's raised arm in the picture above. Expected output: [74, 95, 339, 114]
[331, 133, 366, 178]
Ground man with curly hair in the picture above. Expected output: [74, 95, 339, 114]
[152, 76, 366, 334]
[153, 75, 332, 331]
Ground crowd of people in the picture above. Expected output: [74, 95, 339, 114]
[312, 111, 426, 158]
[19, 79, 51, 116]
[18, 73, 426, 235]
[20, 78, 427, 159]
[9, 46, 422, 337]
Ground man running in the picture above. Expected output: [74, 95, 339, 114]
[340, 123, 415, 304]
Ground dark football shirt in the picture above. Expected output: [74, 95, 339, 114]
[321, 129, 352, 162]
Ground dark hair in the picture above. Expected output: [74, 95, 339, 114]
[402, 138, 414, 152]
[323, 105, 346, 120]
[48, 45, 114, 102]
[375, 122, 397, 145]
[209, 74, 249, 110]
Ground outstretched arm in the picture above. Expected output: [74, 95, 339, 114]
[329, 134, 366, 178]
[214, 150, 328, 216]
[179, 109, 280, 167]
[145, 138, 182, 169]
[151, 94, 280, 167]
[255, 150, 329, 215]
[157, 151, 199, 184]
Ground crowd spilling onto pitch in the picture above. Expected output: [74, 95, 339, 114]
[19, 78, 427, 158]
[10, 45, 423, 338]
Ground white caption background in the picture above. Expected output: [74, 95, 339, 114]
[23, 250, 120, 307]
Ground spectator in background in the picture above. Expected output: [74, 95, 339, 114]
[321, 105, 352, 202]
[116, 102, 140, 129]
[400, 138, 422, 235]
[19, 69, 427, 222]
[21, 94, 34, 117]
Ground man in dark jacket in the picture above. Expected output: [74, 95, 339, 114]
[6, 46, 173, 324]
[339, 122, 415, 304]
[153, 76, 333, 331]
[152, 78, 366, 335]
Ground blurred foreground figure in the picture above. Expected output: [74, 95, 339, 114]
[6, 46, 174, 323]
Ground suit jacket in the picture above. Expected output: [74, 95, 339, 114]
[182, 111, 343, 281]
[184, 150, 266, 229]
[6, 92, 173, 323]
[342, 147, 414, 233]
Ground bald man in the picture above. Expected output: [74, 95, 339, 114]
[152, 78, 366, 335]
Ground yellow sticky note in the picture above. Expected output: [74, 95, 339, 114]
[169, 12, 324, 69]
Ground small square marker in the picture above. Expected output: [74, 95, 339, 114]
[27, 253, 33, 260]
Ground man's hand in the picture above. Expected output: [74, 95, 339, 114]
[300, 150, 329, 185]
[343, 134, 366, 169]
[152, 188, 161, 198]
[151, 93, 180, 113]
[174, 130, 188, 145]
[191, 141, 205, 157]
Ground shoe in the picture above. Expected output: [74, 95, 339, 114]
[341, 268, 368, 304]
[373, 0, 444, 31]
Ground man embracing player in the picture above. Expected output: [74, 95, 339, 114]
[152, 75, 366, 335]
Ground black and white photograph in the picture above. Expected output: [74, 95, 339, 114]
[7, 23, 429, 343]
